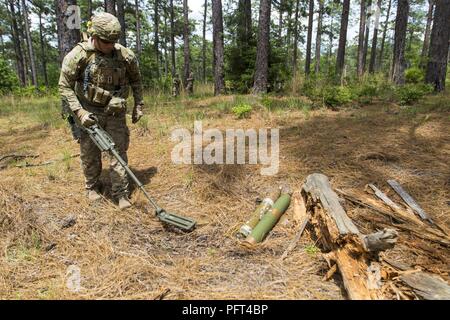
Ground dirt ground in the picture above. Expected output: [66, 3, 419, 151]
[0, 94, 449, 299]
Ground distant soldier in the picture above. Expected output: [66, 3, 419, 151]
[58, 12, 144, 210]
[172, 73, 181, 97]
[185, 71, 194, 95]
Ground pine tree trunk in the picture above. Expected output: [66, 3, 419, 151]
[420, 0, 435, 68]
[88, 0, 93, 18]
[336, 0, 350, 78]
[369, 0, 381, 73]
[425, 0, 450, 91]
[357, 0, 366, 78]
[314, 0, 323, 74]
[135, 0, 142, 57]
[286, 5, 292, 67]
[278, 0, 283, 41]
[362, 0, 371, 73]
[8, 0, 26, 86]
[163, 3, 169, 77]
[56, 0, 81, 64]
[154, 0, 160, 79]
[38, 10, 49, 88]
[243, 0, 252, 42]
[183, 0, 190, 86]
[305, 0, 314, 75]
[212, 0, 225, 95]
[117, 0, 127, 46]
[293, 0, 300, 75]
[105, 0, 116, 15]
[202, 0, 208, 83]
[170, 0, 176, 76]
[17, 1, 30, 85]
[378, 0, 392, 70]
[252, 0, 271, 93]
[392, 0, 409, 85]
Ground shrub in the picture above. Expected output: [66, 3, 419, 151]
[231, 103, 252, 119]
[405, 67, 424, 84]
[324, 86, 353, 107]
[0, 58, 19, 94]
[396, 83, 433, 105]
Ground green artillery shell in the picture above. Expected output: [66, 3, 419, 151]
[238, 188, 281, 237]
[245, 193, 291, 244]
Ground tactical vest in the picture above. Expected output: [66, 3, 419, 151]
[74, 41, 130, 108]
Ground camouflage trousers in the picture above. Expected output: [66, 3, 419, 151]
[79, 112, 130, 199]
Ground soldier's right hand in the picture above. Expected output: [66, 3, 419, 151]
[76, 109, 98, 127]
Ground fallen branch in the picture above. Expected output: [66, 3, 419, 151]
[15, 154, 80, 168]
[279, 214, 310, 261]
[0, 153, 39, 162]
[336, 188, 450, 247]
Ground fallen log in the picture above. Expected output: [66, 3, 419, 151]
[301, 173, 398, 300]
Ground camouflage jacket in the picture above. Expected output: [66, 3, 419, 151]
[58, 39, 143, 113]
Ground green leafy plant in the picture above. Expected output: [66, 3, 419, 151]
[324, 86, 353, 107]
[231, 103, 252, 119]
[405, 67, 424, 84]
[396, 83, 433, 105]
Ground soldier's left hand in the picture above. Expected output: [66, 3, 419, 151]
[132, 104, 144, 124]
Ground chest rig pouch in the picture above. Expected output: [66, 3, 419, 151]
[76, 42, 129, 109]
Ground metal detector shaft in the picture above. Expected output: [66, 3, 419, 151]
[84, 124, 196, 231]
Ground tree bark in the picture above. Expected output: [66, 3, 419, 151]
[293, 0, 301, 75]
[252, 0, 271, 94]
[314, 0, 323, 74]
[391, 0, 409, 85]
[362, 0, 372, 73]
[278, 0, 283, 42]
[105, 0, 116, 15]
[305, 0, 314, 75]
[56, 0, 81, 64]
[369, 0, 381, 73]
[425, 0, 450, 91]
[357, 0, 366, 78]
[377, 0, 391, 70]
[154, 0, 160, 79]
[37, 7, 49, 88]
[8, 0, 26, 86]
[163, 3, 169, 77]
[183, 0, 190, 86]
[135, 0, 142, 57]
[87, 0, 93, 18]
[202, 0, 207, 82]
[116, 0, 127, 46]
[170, 0, 176, 76]
[420, 0, 435, 68]
[336, 0, 350, 78]
[212, 0, 225, 95]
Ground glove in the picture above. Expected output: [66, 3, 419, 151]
[76, 109, 97, 127]
[105, 97, 127, 115]
[132, 104, 144, 124]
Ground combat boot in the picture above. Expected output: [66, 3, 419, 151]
[87, 189, 102, 201]
[118, 196, 132, 210]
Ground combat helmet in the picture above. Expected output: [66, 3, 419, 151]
[87, 12, 121, 42]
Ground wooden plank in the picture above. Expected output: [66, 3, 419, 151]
[368, 184, 420, 223]
[387, 180, 431, 222]
[400, 272, 450, 300]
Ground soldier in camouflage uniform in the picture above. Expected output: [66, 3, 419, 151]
[59, 12, 144, 210]
[172, 73, 181, 97]
[185, 72, 194, 95]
